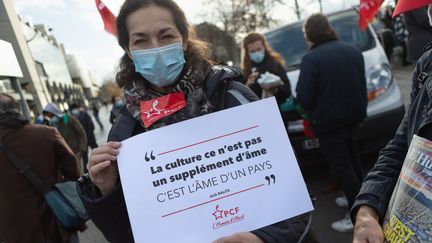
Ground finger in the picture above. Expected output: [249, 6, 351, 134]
[369, 233, 384, 243]
[89, 160, 112, 176]
[212, 236, 228, 243]
[107, 141, 121, 148]
[94, 142, 121, 153]
[352, 236, 366, 243]
[92, 145, 120, 156]
[89, 154, 117, 165]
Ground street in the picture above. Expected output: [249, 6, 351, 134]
[78, 62, 413, 243]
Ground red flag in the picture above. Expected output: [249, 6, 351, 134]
[359, 0, 384, 31]
[95, 0, 117, 36]
[393, 0, 432, 17]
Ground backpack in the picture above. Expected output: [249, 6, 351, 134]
[205, 66, 254, 110]
[416, 45, 432, 89]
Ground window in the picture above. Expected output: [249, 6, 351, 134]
[35, 61, 48, 77]
[0, 78, 14, 93]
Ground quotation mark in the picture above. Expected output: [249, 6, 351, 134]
[145, 151, 156, 162]
[265, 174, 276, 185]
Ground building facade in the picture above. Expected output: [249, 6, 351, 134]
[0, 0, 98, 118]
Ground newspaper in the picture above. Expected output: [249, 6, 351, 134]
[382, 135, 432, 243]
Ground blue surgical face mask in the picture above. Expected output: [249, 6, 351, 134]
[71, 109, 79, 117]
[131, 42, 186, 87]
[249, 50, 265, 63]
[115, 100, 123, 107]
[49, 116, 59, 127]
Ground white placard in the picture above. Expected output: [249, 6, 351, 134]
[117, 98, 313, 243]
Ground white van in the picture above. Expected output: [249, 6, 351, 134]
[265, 8, 406, 161]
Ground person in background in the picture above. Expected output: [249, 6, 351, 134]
[241, 32, 292, 104]
[404, 6, 432, 63]
[34, 113, 44, 124]
[92, 102, 104, 130]
[43, 103, 87, 174]
[0, 94, 80, 243]
[70, 103, 98, 173]
[380, 7, 395, 60]
[296, 13, 367, 233]
[393, 12, 411, 66]
[109, 96, 124, 125]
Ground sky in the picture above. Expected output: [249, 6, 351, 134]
[11, 0, 378, 85]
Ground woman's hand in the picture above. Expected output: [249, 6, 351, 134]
[264, 87, 279, 93]
[87, 141, 121, 195]
[246, 72, 260, 87]
[212, 232, 264, 243]
[353, 205, 384, 243]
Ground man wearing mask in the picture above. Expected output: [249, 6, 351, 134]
[42, 103, 87, 174]
[0, 94, 80, 243]
[296, 13, 367, 232]
[69, 103, 98, 173]
[352, 1, 432, 242]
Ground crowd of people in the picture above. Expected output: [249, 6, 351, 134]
[1, 0, 432, 242]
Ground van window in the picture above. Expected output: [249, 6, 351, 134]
[266, 9, 375, 71]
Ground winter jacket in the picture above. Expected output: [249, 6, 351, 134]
[110, 105, 123, 125]
[404, 7, 432, 62]
[247, 55, 292, 104]
[0, 117, 79, 243]
[351, 48, 432, 223]
[77, 66, 310, 243]
[57, 115, 87, 154]
[295, 38, 367, 135]
[76, 110, 98, 149]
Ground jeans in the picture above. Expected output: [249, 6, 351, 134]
[318, 125, 363, 210]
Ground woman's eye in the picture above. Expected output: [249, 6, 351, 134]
[162, 35, 174, 40]
[134, 39, 143, 44]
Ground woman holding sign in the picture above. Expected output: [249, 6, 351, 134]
[77, 0, 313, 242]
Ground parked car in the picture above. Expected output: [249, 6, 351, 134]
[265, 8, 405, 162]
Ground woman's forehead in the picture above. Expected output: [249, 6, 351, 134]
[126, 5, 178, 36]
[247, 40, 264, 48]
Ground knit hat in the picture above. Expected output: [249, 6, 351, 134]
[43, 103, 63, 117]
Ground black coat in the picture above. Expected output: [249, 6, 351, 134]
[296, 39, 367, 135]
[404, 7, 432, 62]
[77, 111, 98, 149]
[351, 49, 432, 223]
[77, 66, 310, 243]
[247, 55, 292, 104]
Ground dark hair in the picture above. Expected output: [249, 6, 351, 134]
[69, 103, 80, 110]
[241, 32, 285, 78]
[304, 13, 337, 44]
[115, 0, 213, 88]
[0, 93, 21, 114]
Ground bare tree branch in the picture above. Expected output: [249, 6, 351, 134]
[204, 0, 285, 38]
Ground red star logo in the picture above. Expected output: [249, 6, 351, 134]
[212, 205, 223, 220]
